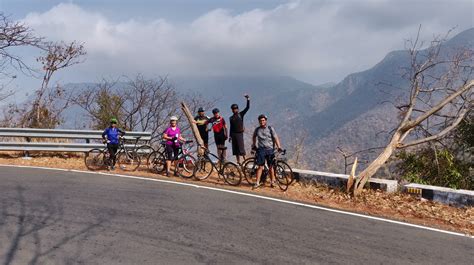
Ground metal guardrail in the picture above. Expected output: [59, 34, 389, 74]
[0, 127, 152, 153]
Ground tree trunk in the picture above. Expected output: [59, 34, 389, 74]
[180, 102, 205, 155]
[353, 131, 403, 195]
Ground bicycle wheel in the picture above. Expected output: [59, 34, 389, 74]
[117, 151, 141, 171]
[84, 149, 105, 171]
[193, 156, 214, 180]
[147, 151, 166, 174]
[275, 161, 293, 191]
[222, 161, 242, 186]
[176, 154, 196, 179]
[135, 145, 155, 168]
[241, 158, 258, 185]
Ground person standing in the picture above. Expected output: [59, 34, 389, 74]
[163, 116, 186, 176]
[229, 94, 250, 164]
[251, 114, 283, 189]
[102, 117, 125, 170]
[208, 108, 228, 160]
[194, 107, 210, 149]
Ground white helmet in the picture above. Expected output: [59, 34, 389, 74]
[170, 116, 178, 121]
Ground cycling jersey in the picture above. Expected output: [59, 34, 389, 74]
[163, 126, 181, 147]
[229, 99, 249, 133]
[208, 116, 226, 133]
[102, 127, 125, 144]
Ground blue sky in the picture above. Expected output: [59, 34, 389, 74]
[1, 0, 473, 94]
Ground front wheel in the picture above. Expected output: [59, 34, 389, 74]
[148, 151, 166, 174]
[275, 161, 293, 191]
[84, 149, 105, 171]
[241, 158, 258, 185]
[117, 151, 141, 171]
[176, 154, 196, 179]
[222, 162, 242, 186]
[193, 156, 214, 180]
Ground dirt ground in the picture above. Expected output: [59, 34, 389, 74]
[0, 153, 472, 236]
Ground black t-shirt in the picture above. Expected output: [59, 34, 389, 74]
[229, 99, 249, 133]
[194, 115, 209, 136]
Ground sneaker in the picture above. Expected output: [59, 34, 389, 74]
[111, 166, 115, 170]
[165, 171, 170, 177]
[252, 183, 262, 190]
[270, 181, 275, 188]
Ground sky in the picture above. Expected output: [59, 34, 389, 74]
[1, 0, 473, 93]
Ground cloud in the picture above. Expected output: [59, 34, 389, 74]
[20, 0, 473, 85]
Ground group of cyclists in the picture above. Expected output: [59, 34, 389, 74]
[101, 94, 284, 189]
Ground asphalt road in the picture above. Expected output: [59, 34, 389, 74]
[0, 166, 472, 264]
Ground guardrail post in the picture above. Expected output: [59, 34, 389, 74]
[23, 136, 32, 160]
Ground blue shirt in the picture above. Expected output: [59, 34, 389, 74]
[102, 127, 125, 144]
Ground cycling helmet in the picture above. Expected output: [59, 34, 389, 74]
[231, 104, 238, 110]
[170, 116, 178, 121]
[110, 117, 118, 124]
[198, 107, 205, 112]
[258, 114, 268, 120]
[212, 108, 220, 114]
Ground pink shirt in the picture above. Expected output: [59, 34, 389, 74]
[164, 126, 181, 146]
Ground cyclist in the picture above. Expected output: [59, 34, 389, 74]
[102, 117, 125, 170]
[229, 94, 250, 164]
[163, 116, 186, 176]
[208, 108, 228, 161]
[194, 107, 210, 149]
[251, 114, 283, 189]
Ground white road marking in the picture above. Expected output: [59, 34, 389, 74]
[1, 164, 472, 239]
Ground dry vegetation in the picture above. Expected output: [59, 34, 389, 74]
[0, 153, 472, 236]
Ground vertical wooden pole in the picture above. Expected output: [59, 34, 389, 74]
[180, 102, 204, 155]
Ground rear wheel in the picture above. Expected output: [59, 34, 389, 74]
[241, 158, 258, 185]
[135, 145, 155, 168]
[117, 151, 141, 171]
[222, 162, 242, 186]
[193, 156, 214, 180]
[275, 161, 293, 191]
[176, 154, 196, 179]
[84, 149, 105, 171]
[148, 151, 166, 174]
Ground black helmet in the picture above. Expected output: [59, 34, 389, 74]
[212, 108, 220, 114]
[198, 107, 205, 112]
[258, 114, 268, 120]
[231, 103, 238, 110]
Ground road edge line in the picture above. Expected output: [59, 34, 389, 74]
[1, 164, 472, 239]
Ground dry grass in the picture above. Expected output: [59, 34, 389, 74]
[0, 154, 472, 236]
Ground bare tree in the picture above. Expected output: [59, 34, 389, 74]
[0, 13, 44, 102]
[0, 12, 43, 76]
[73, 75, 213, 143]
[7, 41, 86, 128]
[349, 29, 474, 195]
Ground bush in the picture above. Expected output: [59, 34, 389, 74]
[396, 148, 472, 190]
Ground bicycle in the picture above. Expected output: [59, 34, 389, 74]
[241, 149, 294, 191]
[147, 140, 196, 178]
[193, 146, 242, 186]
[84, 137, 141, 171]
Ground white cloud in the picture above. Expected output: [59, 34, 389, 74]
[20, 0, 473, 85]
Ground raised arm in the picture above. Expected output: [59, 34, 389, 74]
[241, 95, 250, 116]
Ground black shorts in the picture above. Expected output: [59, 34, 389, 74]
[256, 148, 275, 166]
[214, 131, 226, 146]
[200, 132, 209, 145]
[165, 144, 180, 160]
[231, 132, 246, 156]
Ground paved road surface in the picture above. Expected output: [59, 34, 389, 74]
[0, 166, 472, 264]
